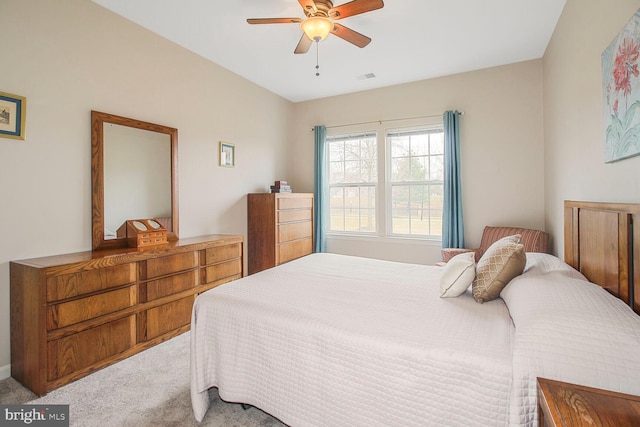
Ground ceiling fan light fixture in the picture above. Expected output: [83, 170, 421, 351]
[301, 17, 333, 42]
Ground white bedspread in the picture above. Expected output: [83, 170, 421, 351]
[190, 252, 640, 426]
[503, 253, 640, 426]
[191, 253, 515, 426]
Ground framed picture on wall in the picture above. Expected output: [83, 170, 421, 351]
[0, 91, 26, 140]
[602, 7, 640, 162]
[220, 141, 235, 167]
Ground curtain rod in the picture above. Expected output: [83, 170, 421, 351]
[309, 111, 464, 132]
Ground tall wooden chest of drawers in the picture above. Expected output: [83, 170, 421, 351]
[247, 193, 314, 275]
[10, 234, 243, 396]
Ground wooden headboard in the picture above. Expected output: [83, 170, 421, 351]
[564, 200, 640, 314]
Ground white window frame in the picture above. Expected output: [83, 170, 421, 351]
[385, 123, 445, 240]
[326, 125, 379, 236]
[325, 117, 444, 242]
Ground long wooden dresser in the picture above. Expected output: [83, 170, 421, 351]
[10, 234, 243, 396]
[247, 193, 314, 275]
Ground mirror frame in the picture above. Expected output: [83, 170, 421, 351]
[91, 110, 179, 250]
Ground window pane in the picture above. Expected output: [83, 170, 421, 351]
[327, 132, 377, 234]
[391, 157, 410, 181]
[430, 155, 444, 180]
[343, 187, 359, 231]
[344, 140, 360, 161]
[344, 160, 361, 183]
[391, 137, 409, 157]
[360, 208, 376, 232]
[330, 208, 345, 231]
[392, 185, 410, 208]
[329, 187, 345, 231]
[388, 127, 444, 238]
[361, 140, 377, 160]
[430, 209, 443, 236]
[329, 142, 344, 161]
[411, 135, 428, 156]
[430, 133, 444, 154]
[329, 161, 344, 184]
[360, 187, 376, 231]
[391, 208, 410, 234]
[430, 183, 444, 208]
[413, 156, 428, 181]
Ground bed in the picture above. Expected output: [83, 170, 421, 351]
[190, 200, 640, 426]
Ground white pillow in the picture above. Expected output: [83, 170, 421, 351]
[440, 252, 476, 297]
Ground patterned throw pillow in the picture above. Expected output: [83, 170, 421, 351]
[472, 234, 526, 303]
[440, 251, 476, 298]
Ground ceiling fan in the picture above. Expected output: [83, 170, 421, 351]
[247, 0, 384, 54]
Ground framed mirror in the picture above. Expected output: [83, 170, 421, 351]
[91, 111, 178, 250]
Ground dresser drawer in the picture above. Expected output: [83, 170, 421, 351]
[278, 238, 312, 264]
[141, 251, 197, 279]
[143, 270, 196, 302]
[201, 243, 242, 265]
[278, 221, 312, 243]
[277, 209, 312, 223]
[46, 263, 136, 302]
[139, 296, 193, 342]
[201, 258, 242, 284]
[47, 315, 135, 381]
[278, 196, 313, 210]
[47, 287, 136, 330]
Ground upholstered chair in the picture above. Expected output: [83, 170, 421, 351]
[441, 226, 550, 263]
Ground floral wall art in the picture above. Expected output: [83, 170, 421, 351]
[603, 8, 640, 163]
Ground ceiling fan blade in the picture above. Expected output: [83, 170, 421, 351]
[298, 0, 318, 15]
[247, 18, 302, 24]
[294, 34, 313, 54]
[330, 23, 371, 48]
[328, 0, 384, 20]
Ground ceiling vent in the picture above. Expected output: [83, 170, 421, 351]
[357, 73, 376, 80]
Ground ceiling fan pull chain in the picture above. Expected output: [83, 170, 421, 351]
[315, 41, 320, 76]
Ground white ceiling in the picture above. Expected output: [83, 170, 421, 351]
[91, 0, 566, 103]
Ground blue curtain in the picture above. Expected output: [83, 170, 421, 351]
[442, 111, 464, 248]
[313, 125, 327, 252]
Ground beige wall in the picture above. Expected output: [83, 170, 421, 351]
[0, 0, 294, 376]
[291, 60, 546, 264]
[544, 0, 640, 255]
[9, 0, 628, 379]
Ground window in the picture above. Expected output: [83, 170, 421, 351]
[327, 132, 377, 233]
[388, 128, 444, 237]
[326, 122, 444, 240]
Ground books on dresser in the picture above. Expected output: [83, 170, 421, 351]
[270, 180, 292, 193]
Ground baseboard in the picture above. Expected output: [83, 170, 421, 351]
[0, 364, 10, 381]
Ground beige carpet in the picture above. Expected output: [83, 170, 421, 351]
[0, 332, 286, 426]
